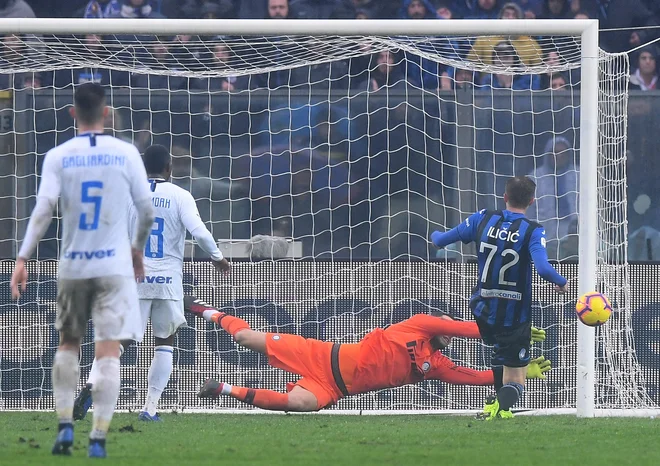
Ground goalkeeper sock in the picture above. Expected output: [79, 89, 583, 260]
[87, 343, 124, 386]
[492, 366, 504, 392]
[90, 358, 120, 441]
[52, 349, 80, 424]
[497, 382, 525, 411]
[210, 312, 251, 337]
[222, 383, 290, 411]
[142, 345, 173, 416]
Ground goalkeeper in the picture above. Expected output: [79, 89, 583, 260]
[187, 297, 550, 413]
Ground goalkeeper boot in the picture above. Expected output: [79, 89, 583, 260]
[73, 383, 93, 421]
[197, 379, 223, 399]
[138, 411, 162, 422]
[484, 408, 514, 421]
[88, 439, 107, 458]
[476, 394, 499, 420]
[51, 423, 74, 456]
[184, 296, 216, 319]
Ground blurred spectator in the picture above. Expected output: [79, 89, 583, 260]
[0, 0, 35, 18]
[54, 34, 130, 87]
[551, 217, 579, 261]
[355, 8, 370, 19]
[528, 136, 579, 253]
[236, 0, 306, 19]
[103, 107, 132, 142]
[630, 47, 658, 91]
[161, 0, 201, 18]
[579, 0, 660, 54]
[398, 0, 449, 90]
[539, 0, 571, 19]
[467, 3, 542, 66]
[0, 34, 42, 90]
[352, 0, 376, 18]
[83, 0, 121, 18]
[199, 0, 235, 18]
[450, 67, 476, 89]
[237, 0, 268, 19]
[109, 0, 166, 18]
[267, 0, 294, 18]
[356, 50, 405, 91]
[398, 0, 437, 19]
[573, 9, 588, 20]
[479, 41, 541, 90]
[513, 0, 544, 18]
[131, 40, 188, 90]
[549, 72, 569, 90]
[289, 0, 355, 19]
[247, 2, 306, 89]
[466, 0, 502, 19]
[434, 0, 453, 18]
[629, 226, 660, 261]
[192, 43, 249, 91]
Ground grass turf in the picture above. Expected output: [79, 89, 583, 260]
[1, 412, 658, 465]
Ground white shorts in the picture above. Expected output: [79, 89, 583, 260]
[56, 275, 141, 342]
[133, 299, 187, 342]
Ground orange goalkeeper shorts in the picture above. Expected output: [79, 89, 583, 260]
[265, 332, 344, 410]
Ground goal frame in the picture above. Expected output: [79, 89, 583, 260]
[2, 18, 600, 417]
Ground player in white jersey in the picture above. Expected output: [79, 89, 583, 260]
[74, 144, 230, 422]
[10, 83, 155, 459]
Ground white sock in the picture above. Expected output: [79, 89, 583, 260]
[87, 344, 124, 386]
[90, 357, 120, 440]
[142, 345, 173, 416]
[220, 383, 232, 395]
[53, 349, 80, 424]
[202, 310, 219, 322]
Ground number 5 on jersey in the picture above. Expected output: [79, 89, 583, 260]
[79, 181, 103, 230]
[146, 217, 165, 258]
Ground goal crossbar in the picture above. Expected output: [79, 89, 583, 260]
[0, 18, 597, 37]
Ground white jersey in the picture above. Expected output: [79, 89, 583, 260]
[36, 133, 151, 280]
[133, 180, 214, 300]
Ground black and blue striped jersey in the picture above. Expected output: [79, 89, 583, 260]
[431, 209, 567, 327]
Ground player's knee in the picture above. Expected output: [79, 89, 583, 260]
[287, 395, 317, 412]
[59, 333, 81, 351]
[155, 335, 174, 347]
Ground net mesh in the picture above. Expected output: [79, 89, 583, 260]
[0, 29, 651, 411]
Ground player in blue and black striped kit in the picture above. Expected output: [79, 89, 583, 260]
[431, 176, 568, 419]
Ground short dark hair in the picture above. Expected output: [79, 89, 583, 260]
[505, 176, 536, 209]
[143, 144, 171, 175]
[73, 82, 106, 124]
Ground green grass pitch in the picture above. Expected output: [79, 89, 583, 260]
[2, 412, 659, 465]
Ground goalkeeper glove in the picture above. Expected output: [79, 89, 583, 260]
[526, 356, 552, 380]
[531, 326, 546, 343]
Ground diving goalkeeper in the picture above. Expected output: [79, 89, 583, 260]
[186, 297, 550, 412]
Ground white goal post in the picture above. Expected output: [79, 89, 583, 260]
[0, 18, 652, 417]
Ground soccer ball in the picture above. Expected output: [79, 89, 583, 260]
[575, 292, 612, 327]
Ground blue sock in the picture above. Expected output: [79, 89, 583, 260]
[497, 382, 524, 411]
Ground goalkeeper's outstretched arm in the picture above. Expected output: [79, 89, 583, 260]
[425, 354, 551, 385]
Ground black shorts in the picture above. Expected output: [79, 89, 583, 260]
[474, 313, 531, 368]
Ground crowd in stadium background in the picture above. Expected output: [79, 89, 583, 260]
[1, 0, 659, 261]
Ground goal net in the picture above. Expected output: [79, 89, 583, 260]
[0, 19, 653, 415]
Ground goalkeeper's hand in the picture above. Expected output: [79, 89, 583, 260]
[531, 326, 546, 343]
[526, 356, 551, 380]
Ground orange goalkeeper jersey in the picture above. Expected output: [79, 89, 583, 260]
[341, 314, 488, 395]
